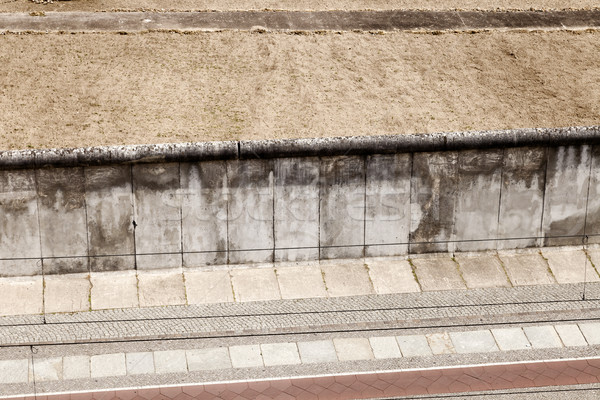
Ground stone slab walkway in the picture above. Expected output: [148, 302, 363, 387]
[0, 10, 599, 33]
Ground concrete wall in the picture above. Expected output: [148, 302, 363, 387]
[1, 128, 600, 276]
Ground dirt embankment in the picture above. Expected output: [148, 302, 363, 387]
[0, 30, 598, 150]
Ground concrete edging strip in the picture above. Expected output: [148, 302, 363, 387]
[1, 126, 599, 169]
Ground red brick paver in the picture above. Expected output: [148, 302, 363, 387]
[6, 357, 600, 400]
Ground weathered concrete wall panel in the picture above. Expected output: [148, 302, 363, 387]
[133, 163, 182, 270]
[181, 161, 228, 266]
[542, 145, 591, 247]
[320, 156, 365, 259]
[85, 166, 135, 272]
[37, 168, 88, 274]
[454, 149, 503, 252]
[227, 159, 274, 264]
[365, 154, 411, 257]
[498, 147, 546, 249]
[410, 152, 458, 253]
[0, 170, 42, 276]
[586, 145, 600, 244]
[274, 157, 319, 262]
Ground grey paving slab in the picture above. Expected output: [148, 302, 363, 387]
[137, 269, 186, 308]
[274, 157, 319, 262]
[320, 260, 374, 297]
[184, 269, 234, 305]
[260, 342, 301, 367]
[491, 328, 531, 351]
[126, 352, 154, 375]
[365, 153, 411, 257]
[63, 355, 90, 380]
[523, 326, 563, 349]
[498, 249, 555, 286]
[455, 253, 511, 289]
[0, 169, 41, 277]
[542, 145, 591, 247]
[133, 163, 182, 270]
[542, 247, 599, 284]
[369, 336, 402, 359]
[320, 156, 365, 259]
[0, 276, 43, 316]
[90, 353, 126, 378]
[181, 161, 228, 267]
[498, 147, 546, 250]
[154, 350, 187, 374]
[33, 357, 62, 382]
[427, 332, 456, 354]
[0, 359, 28, 384]
[84, 165, 135, 272]
[229, 344, 263, 369]
[44, 273, 90, 313]
[333, 338, 374, 361]
[554, 324, 588, 347]
[450, 330, 498, 354]
[410, 254, 466, 291]
[230, 267, 281, 302]
[297, 340, 338, 364]
[410, 151, 458, 253]
[396, 335, 432, 357]
[276, 264, 327, 300]
[90, 271, 139, 310]
[454, 149, 502, 252]
[227, 159, 274, 264]
[37, 167, 88, 274]
[587, 146, 600, 245]
[366, 257, 420, 294]
[186, 348, 231, 371]
[578, 322, 600, 345]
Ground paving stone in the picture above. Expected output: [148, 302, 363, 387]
[450, 330, 498, 354]
[90, 271, 139, 310]
[0, 359, 29, 384]
[33, 357, 62, 381]
[154, 350, 188, 374]
[396, 335, 432, 357]
[426, 332, 456, 354]
[276, 264, 327, 299]
[410, 255, 466, 291]
[261, 342, 301, 366]
[137, 269, 186, 307]
[365, 258, 420, 294]
[90, 353, 126, 378]
[0, 276, 43, 316]
[588, 248, 600, 275]
[184, 269, 234, 305]
[554, 324, 588, 347]
[187, 347, 231, 371]
[230, 267, 281, 302]
[229, 344, 263, 368]
[542, 247, 600, 284]
[523, 326, 563, 349]
[578, 322, 600, 345]
[333, 338, 374, 361]
[369, 336, 402, 359]
[44, 273, 90, 313]
[63, 355, 90, 380]
[454, 253, 511, 289]
[321, 260, 374, 297]
[297, 340, 338, 364]
[126, 352, 155, 375]
[498, 250, 555, 286]
[491, 328, 531, 351]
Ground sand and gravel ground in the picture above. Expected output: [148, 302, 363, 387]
[0, 30, 598, 150]
[0, 0, 599, 12]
